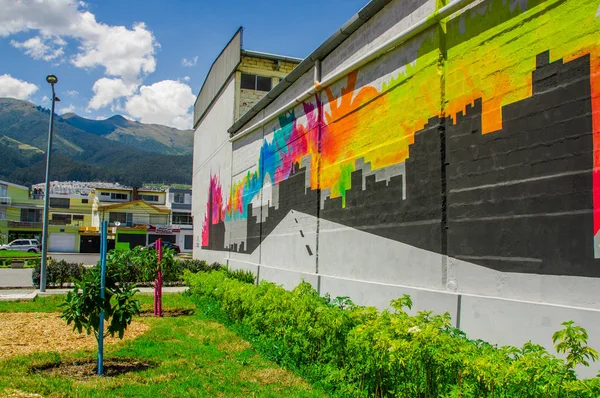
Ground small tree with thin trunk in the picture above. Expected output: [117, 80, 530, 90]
[61, 264, 141, 342]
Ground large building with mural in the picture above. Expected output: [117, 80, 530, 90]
[192, 0, 600, 375]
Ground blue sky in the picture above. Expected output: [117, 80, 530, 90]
[0, 0, 367, 129]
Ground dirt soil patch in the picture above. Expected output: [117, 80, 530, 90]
[31, 358, 154, 380]
[0, 313, 148, 359]
[139, 308, 194, 317]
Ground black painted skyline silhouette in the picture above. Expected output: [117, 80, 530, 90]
[202, 51, 599, 277]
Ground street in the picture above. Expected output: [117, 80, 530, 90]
[0, 253, 98, 288]
[0, 268, 33, 288]
[48, 252, 100, 266]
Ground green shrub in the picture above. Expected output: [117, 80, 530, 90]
[32, 259, 85, 288]
[105, 246, 178, 284]
[178, 259, 223, 273]
[24, 258, 40, 268]
[184, 270, 600, 398]
[225, 268, 256, 284]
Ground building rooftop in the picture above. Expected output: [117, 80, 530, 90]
[228, 0, 391, 136]
[32, 181, 98, 195]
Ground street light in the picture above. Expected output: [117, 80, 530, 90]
[40, 74, 58, 292]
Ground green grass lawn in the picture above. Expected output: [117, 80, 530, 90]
[0, 293, 325, 398]
[0, 250, 41, 258]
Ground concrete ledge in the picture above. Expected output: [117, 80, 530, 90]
[319, 274, 459, 321]
[36, 287, 189, 296]
[0, 290, 37, 302]
[228, 258, 260, 275]
[257, 265, 319, 290]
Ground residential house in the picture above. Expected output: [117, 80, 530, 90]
[91, 184, 172, 250]
[29, 181, 96, 252]
[0, 180, 43, 244]
[167, 187, 193, 253]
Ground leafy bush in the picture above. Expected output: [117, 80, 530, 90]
[178, 259, 223, 274]
[184, 270, 600, 398]
[24, 258, 41, 268]
[32, 259, 85, 288]
[106, 246, 177, 284]
[105, 250, 226, 286]
[225, 268, 256, 284]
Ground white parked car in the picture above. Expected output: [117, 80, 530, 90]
[0, 239, 41, 253]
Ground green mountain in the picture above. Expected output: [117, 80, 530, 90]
[0, 97, 193, 187]
[61, 113, 193, 155]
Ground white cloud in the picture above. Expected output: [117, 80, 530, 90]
[60, 104, 76, 114]
[182, 76, 191, 82]
[0, 0, 158, 82]
[182, 56, 198, 67]
[72, 21, 157, 82]
[10, 36, 65, 62]
[88, 77, 137, 110]
[0, 74, 38, 100]
[66, 90, 79, 96]
[125, 80, 194, 129]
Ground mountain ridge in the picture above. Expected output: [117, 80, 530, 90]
[0, 97, 193, 187]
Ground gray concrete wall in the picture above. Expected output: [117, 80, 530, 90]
[192, 77, 235, 263]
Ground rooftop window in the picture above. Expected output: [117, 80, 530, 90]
[240, 73, 272, 92]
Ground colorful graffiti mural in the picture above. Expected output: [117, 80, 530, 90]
[201, 0, 600, 275]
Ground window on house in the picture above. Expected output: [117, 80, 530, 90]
[50, 198, 70, 209]
[140, 194, 159, 202]
[109, 212, 128, 224]
[240, 73, 272, 92]
[100, 192, 110, 197]
[172, 212, 192, 225]
[51, 214, 71, 225]
[0, 184, 7, 198]
[81, 199, 89, 204]
[0, 208, 5, 220]
[20, 209, 41, 222]
[173, 193, 186, 204]
[110, 193, 128, 200]
[256, 75, 272, 91]
[149, 215, 169, 225]
[73, 215, 84, 221]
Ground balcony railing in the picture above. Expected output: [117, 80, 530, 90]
[49, 220, 85, 227]
[0, 197, 11, 206]
[8, 221, 43, 228]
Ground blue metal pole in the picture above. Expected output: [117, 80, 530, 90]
[98, 220, 107, 376]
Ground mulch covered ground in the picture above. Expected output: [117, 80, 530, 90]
[0, 312, 148, 359]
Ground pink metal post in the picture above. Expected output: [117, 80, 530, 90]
[154, 239, 163, 316]
[156, 239, 162, 317]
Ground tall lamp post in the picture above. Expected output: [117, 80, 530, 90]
[40, 74, 58, 292]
